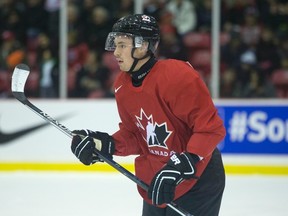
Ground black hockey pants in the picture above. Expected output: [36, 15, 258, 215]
[142, 148, 225, 216]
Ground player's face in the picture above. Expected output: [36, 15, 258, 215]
[113, 37, 148, 72]
[113, 37, 134, 72]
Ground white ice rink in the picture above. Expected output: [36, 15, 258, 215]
[0, 172, 287, 216]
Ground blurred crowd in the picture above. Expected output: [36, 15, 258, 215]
[0, 0, 288, 99]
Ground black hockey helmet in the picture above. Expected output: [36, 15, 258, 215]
[105, 14, 160, 53]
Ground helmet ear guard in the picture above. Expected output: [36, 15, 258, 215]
[134, 36, 144, 48]
[147, 39, 159, 53]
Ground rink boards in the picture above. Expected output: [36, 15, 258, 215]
[0, 99, 287, 175]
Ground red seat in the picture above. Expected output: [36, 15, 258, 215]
[0, 71, 10, 92]
[182, 32, 211, 49]
[188, 50, 212, 85]
[67, 67, 78, 92]
[220, 32, 231, 46]
[102, 52, 119, 71]
[271, 69, 288, 97]
[88, 90, 105, 98]
[27, 51, 37, 68]
[26, 36, 39, 52]
[189, 49, 211, 67]
[25, 70, 39, 91]
[271, 69, 288, 85]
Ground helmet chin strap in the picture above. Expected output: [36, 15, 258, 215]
[128, 48, 152, 73]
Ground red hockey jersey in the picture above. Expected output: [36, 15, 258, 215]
[112, 59, 226, 206]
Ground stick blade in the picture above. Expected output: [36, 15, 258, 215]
[11, 64, 30, 93]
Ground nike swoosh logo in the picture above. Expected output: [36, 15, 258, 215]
[0, 114, 72, 145]
[115, 85, 122, 93]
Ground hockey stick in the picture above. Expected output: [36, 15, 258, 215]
[11, 64, 193, 216]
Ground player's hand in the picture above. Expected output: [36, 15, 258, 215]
[148, 152, 199, 205]
[71, 129, 115, 165]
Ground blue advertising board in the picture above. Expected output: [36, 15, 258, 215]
[216, 103, 288, 154]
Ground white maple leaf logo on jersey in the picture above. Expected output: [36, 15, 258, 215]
[135, 108, 172, 149]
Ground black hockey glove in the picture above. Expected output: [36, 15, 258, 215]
[148, 152, 199, 205]
[71, 129, 115, 165]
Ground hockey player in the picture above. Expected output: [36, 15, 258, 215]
[71, 14, 226, 216]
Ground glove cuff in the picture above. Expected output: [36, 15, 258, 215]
[167, 152, 197, 179]
[105, 136, 115, 155]
[93, 131, 115, 155]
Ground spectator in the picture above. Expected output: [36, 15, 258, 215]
[278, 37, 288, 69]
[73, 50, 110, 98]
[224, 0, 251, 26]
[240, 6, 262, 46]
[114, 0, 134, 19]
[157, 11, 188, 61]
[221, 28, 247, 68]
[25, 0, 49, 37]
[257, 0, 288, 32]
[78, 0, 97, 25]
[39, 48, 59, 98]
[238, 49, 257, 81]
[256, 27, 281, 77]
[84, 6, 112, 54]
[35, 32, 58, 98]
[67, 30, 89, 69]
[44, 0, 60, 43]
[232, 49, 276, 98]
[220, 67, 237, 98]
[0, 31, 25, 70]
[240, 69, 276, 98]
[143, 0, 166, 21]
[0, 0, 26, 43]
[196, 0, 212, 32]
[166, 0, 197, 35]
[0, 9, 26, 45]
[67, 2, 84, 42]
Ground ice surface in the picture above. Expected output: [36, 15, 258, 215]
[0, 172, 287, 216]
